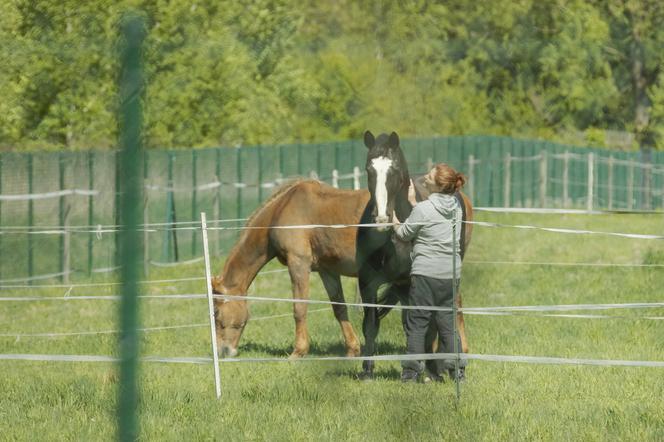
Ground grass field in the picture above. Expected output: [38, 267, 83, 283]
[1, 211, 663, 441]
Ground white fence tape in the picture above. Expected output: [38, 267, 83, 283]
[0, 189, 98, 201]
[1, 352, 663, 368]
[3, 292, 661, 320]
[0, 323, 207, 338]
[0, 309, 329, 340]
[0, 276, 204, 290]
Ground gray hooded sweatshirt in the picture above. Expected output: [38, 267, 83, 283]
[394, 192, 462, 279]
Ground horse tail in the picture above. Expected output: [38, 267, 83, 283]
[454, 191, 467, 261]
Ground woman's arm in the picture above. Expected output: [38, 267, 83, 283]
[393, 204, 423, 241]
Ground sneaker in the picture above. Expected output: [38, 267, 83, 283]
[448, 368, 466, 383]
[422, 369, 444, 384]
[401, 369, 419, 383]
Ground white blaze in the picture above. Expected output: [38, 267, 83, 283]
[371, 156, 392, 221]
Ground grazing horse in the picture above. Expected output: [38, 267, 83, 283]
[357, 130, 473, 379]
[212, 180, 372, 358]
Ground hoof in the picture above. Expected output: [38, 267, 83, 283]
[288, 350, 306, 360]
[346, 348, 361, 358]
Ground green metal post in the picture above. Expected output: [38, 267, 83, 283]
[87, 152, 94, 275]
[215, 148, 222, 251]
[258, 146, 264, 202]
[117, 14, 145, 442]
[0, 153, 2, 280]
[191, 150, 197, 257]
[59, 153, 65, 282]
[162, 153, 175, 262]
[452, 210, 460, 402]
[297, 143, 303, 176]
[27, 154, 34, 284]
[236, 147, 242, 224]
[278, 144, 284, 179]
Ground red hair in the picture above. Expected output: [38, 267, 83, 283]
[433, 163, 466, 194]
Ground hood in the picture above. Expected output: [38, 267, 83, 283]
[428, 192, 458, 219]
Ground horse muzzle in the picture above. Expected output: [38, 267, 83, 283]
[220, 345, 238, 358]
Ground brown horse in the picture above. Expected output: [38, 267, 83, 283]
[212, 180, 368, 358]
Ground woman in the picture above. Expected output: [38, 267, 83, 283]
[393, 163, 467, 383]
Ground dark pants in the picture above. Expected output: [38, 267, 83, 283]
[402, 274, 466, 373]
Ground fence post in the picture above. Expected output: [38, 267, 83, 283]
[0, 153, 2, 281]
[353, 166, 361, 190]
[563, 151, 570, 208]
[27, 154, 34, 284]
[426, 157, 433, 173]
[117, 14, 145, 441]
[258, 146, 264, 203]
[162, 153, 176, 262]
[191, 150, 198, 258]
[587, 152, 594, 212]
[539, 151, 547, 208]
[215, 148, 222, 254]
[332, 170, 339, 188]
[201, 212, 222, 399]
[467, 155, 475, 202]
[59, 153, 70, 283]
[143, 151, 149, 277]
[627, 160, 634, 211]
[236, 147, 242, 223]
[503, 152, 511, 207]
[608, 156, 614, 210]
[87, 152, 95, 276]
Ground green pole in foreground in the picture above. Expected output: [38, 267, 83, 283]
[117, 13, 145, 442]
[452, 210, 461, 403]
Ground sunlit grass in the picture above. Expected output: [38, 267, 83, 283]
[1, 212, 663, 440]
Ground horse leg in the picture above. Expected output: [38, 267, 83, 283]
[319, 271, 361, 357]
[359, 278, 382, 379]
[287, 255, 312, 359]
[457, 291, 469, 353]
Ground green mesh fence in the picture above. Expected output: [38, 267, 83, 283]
[1, 137, 663, 282]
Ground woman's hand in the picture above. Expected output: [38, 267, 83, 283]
[392, 211, 400, 230]
[407, 179, 417, 206]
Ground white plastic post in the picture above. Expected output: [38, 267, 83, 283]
[353, 166, 361, 190]
[201, 212, 222, 399]
[332, 170, 339, 188]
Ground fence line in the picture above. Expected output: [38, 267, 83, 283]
[2, 290, 662, 314]
[1, 351, 663, 368]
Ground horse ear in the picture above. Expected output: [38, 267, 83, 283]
[388, 132, 400, 149]
[364, 130, 375, 149]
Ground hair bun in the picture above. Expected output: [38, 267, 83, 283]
[455, 173, 466, 191]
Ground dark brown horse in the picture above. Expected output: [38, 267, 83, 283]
[357, 130, 472, 378]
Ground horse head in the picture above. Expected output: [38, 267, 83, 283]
[211, 275, 249, 358]
[364, 130, 410, 232]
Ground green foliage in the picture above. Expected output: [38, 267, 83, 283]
[1, 1, 664, 150]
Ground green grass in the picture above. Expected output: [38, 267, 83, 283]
[1, 212, 663, 441]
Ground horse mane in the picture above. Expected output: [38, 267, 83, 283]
[244, 179, 307, 227]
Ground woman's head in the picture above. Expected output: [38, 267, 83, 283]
[424, 163, 466, 194]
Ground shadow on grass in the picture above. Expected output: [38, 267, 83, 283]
[237, 340, 408, 381]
